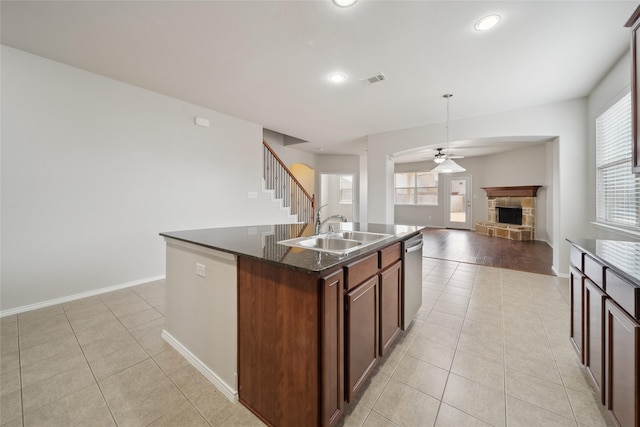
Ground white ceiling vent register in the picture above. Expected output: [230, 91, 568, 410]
[359, 73, 387, 86]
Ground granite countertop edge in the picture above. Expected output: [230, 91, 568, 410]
[161, 223, 425, 274]
[567, 237, 640, 288]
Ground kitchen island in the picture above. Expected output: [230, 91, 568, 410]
[160, 222, 424, 427]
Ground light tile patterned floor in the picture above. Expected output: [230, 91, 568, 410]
[0, 259, 613, 427]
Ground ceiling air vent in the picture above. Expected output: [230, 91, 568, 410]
[359, 73, 387, 86]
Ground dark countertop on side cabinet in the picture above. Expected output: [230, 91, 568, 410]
[161, 222, 424, 274]
[567, 238, 640, 287]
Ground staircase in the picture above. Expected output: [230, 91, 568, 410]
[263, 141, 314, 224]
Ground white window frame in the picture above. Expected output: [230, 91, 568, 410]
[339, 175, 353, 205]
[394, 171, 439, 206]
[595, 91, 640, 234]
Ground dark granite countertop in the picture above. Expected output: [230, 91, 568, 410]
[567, 238, 640, 287]
[161, 222, 424, 274]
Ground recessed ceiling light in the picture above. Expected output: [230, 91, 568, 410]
[332, 0, 357, 7]
[328, 72, 347, 83]
[475, 14, 501, 31]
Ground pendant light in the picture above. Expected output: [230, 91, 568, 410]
[431, 94, 466, 174]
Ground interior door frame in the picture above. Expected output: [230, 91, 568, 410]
[319, 173, 356, 221]
[444, 175, 472, 230]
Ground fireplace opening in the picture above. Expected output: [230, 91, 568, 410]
[497, 207, 522, 225]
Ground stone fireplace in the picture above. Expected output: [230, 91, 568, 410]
[475, 186, 541, 241]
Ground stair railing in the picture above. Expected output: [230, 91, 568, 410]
[263, 140, 315, 224]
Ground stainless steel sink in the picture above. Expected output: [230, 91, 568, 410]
[330, 231, 392, 242]
[298, 237, 363, 251]
[278, 231, 392, 255]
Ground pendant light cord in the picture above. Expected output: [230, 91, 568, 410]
[443, 93, 453, 155]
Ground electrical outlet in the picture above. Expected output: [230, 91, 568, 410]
[196, 263, 206, 278]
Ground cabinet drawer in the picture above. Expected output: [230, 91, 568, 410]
[379, 242, 401, 271]
[584, 254, 605, 290]
[606, 270, 640, 320]
[570, 246, 584, 271]
[344, 253, 378, 291]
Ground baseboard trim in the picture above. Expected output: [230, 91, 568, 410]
[0, 275, 165, 318]
[552, 265, 569, 278]
[161, 329, 238, 403]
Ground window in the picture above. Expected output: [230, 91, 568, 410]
[596, 92, 640, 230]
[339, 175, 353, 204]
[394, 172, 438, 205]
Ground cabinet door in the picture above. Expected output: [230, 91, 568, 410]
[379, 260, 402, 357]
[345, 275, 379, 402]
[570, 265, 584, 362]
[321, 270, 344, 427]
[584, 278, 606, 404]
[605, 299, 640, 427]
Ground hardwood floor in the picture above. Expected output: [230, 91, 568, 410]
[421, 228, 554, 276]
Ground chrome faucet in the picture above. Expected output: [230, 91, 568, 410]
[315, 204, 348, 234]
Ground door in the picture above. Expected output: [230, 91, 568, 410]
[570, 266, 584, 362]
[584, 278, 606, 403]
[605, 299, 640, 427]
[320, 174, 354, 221]
[321, 270, 344, 426]
[379, 260, 402, 357]
[445, 175, 472, 229]
[345, 275, 379, 402]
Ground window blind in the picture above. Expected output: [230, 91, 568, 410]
[394, 172, 438, 205]
[596, 92, 640, 229]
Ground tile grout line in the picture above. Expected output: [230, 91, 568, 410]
[119, 287, 222, 427]
[500, 268, 509, 427]
[430, 261, 477, 427]
[96, 290, 215, 427]
[16, 315, 25, 427]
[534, 278, 582, 426]
[62, 300, 120, 427]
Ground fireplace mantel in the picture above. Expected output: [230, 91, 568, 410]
[481, 185, 542, 198]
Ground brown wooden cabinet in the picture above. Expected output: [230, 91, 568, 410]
[343, 241, 403, 402]
[605, 299, 640, 427]
[569, 240, 640, 427]
[345, 275, 379, 402]
[238, 236, 416, 426]
[379, 260, 402, 357]
[570, 265, 584, 362]
[237, 257, 344, 427]
[322, 270, 345, 426]
[585, 278, 607, 404]
[626, 5, 640, 173]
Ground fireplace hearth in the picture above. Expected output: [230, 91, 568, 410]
[475, 186, 541, 241]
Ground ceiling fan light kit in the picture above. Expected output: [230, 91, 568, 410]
[431, 93, 466, 174]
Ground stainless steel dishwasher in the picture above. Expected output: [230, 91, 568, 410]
[402, 233, 423, 330]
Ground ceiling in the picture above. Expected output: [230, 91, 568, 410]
[1, 1, 637, 162]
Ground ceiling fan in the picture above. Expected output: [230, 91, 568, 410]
[433, 147, 464, 164]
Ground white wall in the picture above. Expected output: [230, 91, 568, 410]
[359, 153, 368, 225]
[263, 129, 317, 171]
[393, 161, 446, 227]
[369, 99, 590, 275]
[315, 154, 360, 222]
[587, 51, 640, 241]
[394, 143, 550, 243]
[319, 174, 354, 220]
[479, 144, 550, 243]
[1, 47, 293, 312]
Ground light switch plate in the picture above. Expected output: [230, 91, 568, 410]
[196, 263, 206, 278]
